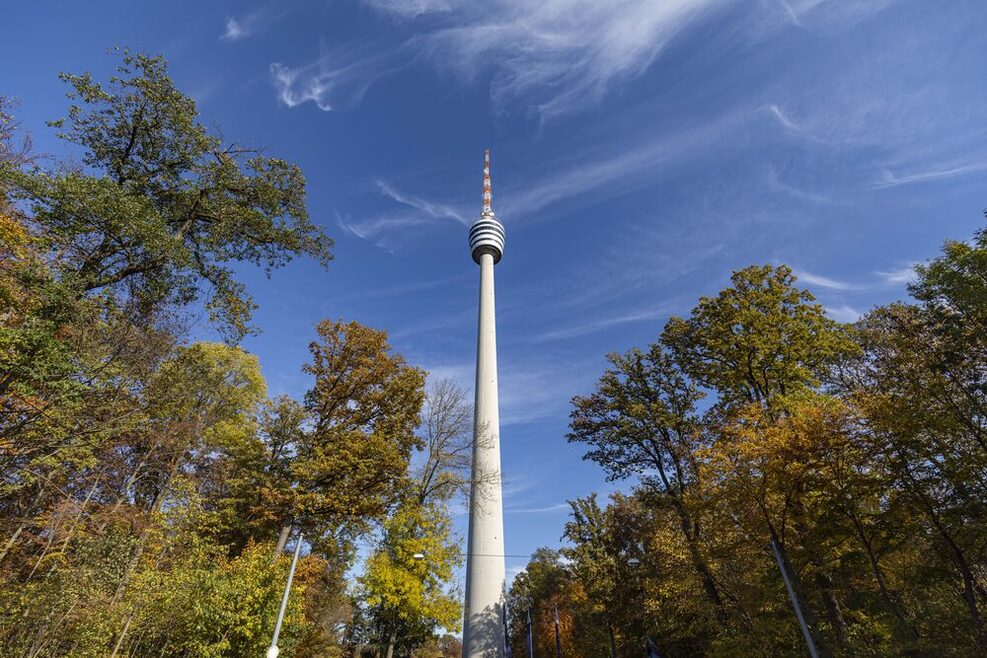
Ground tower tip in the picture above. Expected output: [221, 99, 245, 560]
[482, 148, 492, 214]
[470, 147, 505, 264]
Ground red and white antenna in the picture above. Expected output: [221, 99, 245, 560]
[469, 148, 505, 264]
[482, 148, 492, 214]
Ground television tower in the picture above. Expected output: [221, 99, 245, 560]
[463, 149, 507, 658]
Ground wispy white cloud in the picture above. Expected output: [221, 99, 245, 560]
[336, 180, 469, 250]
[763, 104, 825, 143]
[274, 0, 899, 122]
[795, 269, 866, 291]
[501, 108, 749, 221]
[331, 272, 470, 304]
[778, 0, 803, 27]
[765, 166, 832, 204]
[336, 210, 438, 245]
[758, 0, 895, 35]
[873, 162, 987, 189]
[794, 264, 921, 294]
[421, 356, 598, 426]
[221, 5, 284, 42]
[362, 0, 457, 18]
[785, 0, 895, 30]
[271, 63, 332, 110]
[500, 358, 602, 425]
[220, 17, 248, 41]
[875, 264, 918, 285]
[825, 304, 863, 323]
[501, 473, 535, 501]
[533, 306, 675, 342]
[271, 40, 400, 111]
[341, 105, 749, 252]
[274, 0, 746, 118]
[505, 502, 570, 514]
[375, 179, 468, 225]
[421, 0, 731, 118]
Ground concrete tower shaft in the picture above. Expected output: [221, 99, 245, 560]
[462, 149, 507, 658]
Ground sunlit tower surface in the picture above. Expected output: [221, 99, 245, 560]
[463, 149, 507, 658]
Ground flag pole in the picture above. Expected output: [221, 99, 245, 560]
[553, 604, 562, 658]
[526, 607, 534, 658]
[503, 603, 513, 658]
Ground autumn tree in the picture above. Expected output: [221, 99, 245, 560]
[359, 502, 461, 658]
[661, 264, 856, 411]
[218, 319, 425, 558]
[841, 225, 987, 650]
[567, 343, 730, 638]
[507, 548, 583, 658]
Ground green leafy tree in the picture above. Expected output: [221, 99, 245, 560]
[844, 222, 987, 649]
[568, 344, 728, 632]
[661, 264, 857, 410]
[561, 494, 650, 658]
[2, 50, 332, 341]
[218, 319, 426, 558]
[359, 502, 461, 658]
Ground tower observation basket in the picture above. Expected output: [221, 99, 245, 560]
[463, 149, 507, 658]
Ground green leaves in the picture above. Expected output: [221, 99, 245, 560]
[662, 264, 858, 409]
[562, 252, 987, 655]
[568, 345, 703, 485]
[4, 49, 333, 342]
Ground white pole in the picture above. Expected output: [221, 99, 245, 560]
[267, 531, 303, 658]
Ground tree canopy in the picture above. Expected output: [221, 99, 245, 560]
[515, 230, 987, 657]
[0, 53, 460, 658]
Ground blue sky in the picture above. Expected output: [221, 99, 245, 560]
[4, 0, 987, 586]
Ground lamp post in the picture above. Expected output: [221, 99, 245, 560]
[267, 531, 303, 658]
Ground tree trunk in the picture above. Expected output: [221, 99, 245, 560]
[607, 621, 618, 658]
[0, 522, 26, 564]
[673, 500, 728, 626]
[814, 568, 851, 652]
[685, 531, 728, 626]
[903, 467, 986, 647]
[109, 610, 135, 658]
[845, 509, 919, 642]
[385, 631, 397, 658]
[274, 523, 292, 558]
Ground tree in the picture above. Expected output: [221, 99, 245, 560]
[568, 345, 728, 632]
[561, 494, 652, 658]
[2, 50, 332, 341]
[507, 548, 584, 658]
[844, 224, 987, 649]
[359, 502, 461, 658]
[661, 264, 857, 411]
[221, 319, 426, 556]
[415, 378, 473, 505]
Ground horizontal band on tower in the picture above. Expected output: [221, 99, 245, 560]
[469, 216, 506, 264]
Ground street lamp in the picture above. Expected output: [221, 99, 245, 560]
[267, 531, 304, 658]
